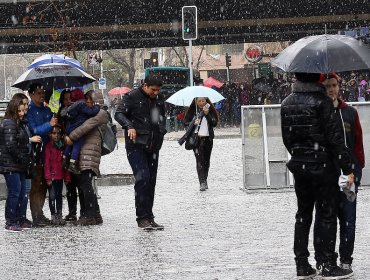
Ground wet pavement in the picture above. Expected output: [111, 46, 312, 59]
[1, 131, 369, 279]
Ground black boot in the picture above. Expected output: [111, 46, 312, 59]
[295, 258, 317, 279]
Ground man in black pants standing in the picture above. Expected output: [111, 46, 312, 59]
[281, 72, 354, 280]
[115, 74, 167, 230]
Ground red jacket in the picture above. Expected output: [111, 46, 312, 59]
[44, 141, 71, 182]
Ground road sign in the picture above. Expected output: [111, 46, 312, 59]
[258, 63, 272, 77]
[98, 78, 106, 89]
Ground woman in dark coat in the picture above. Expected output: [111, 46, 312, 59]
[184, 97, 219, 191]
[0, 99, 40, 231]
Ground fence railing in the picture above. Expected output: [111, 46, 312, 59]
[241, 102, 370, 191]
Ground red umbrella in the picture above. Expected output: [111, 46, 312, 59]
[203, 77, 224, 88]
[108, 86, 131, 96]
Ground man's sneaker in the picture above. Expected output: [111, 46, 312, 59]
[5, 224, 23, 232]
[56, 214, 66, 226]
[316, 263, 323, 276]
[95, 213, 103, 225]
[200, 183, 207, 191]
[297, 264, 317, 279]
[149, 219, 164, 230]
[33, 216, 49, 227]
[137, 219, 155, 230]
[322, 263, 354, 279]
[340, 263, 354, 277]
[20, 219, 33, 230]
[75, 216, 97, 226]
[64, 213, 77, 222]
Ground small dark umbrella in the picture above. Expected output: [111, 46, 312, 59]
[252, 77, 278, 93]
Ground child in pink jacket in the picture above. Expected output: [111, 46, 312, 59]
[44, 125, 70, 225]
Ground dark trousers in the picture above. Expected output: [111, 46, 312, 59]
[30, 164, 48, 220]
[75, 170, 99, 218]
[314, 167, 361, 265]
[193, 137, 213, 184]
[127, 148, 159, 221]
[66, 173, 83, 216]
[293, 162, 339, 264]
[4, 172, 27, 225]
[48, 180, 63, 216]
[64, 137, 84, 161]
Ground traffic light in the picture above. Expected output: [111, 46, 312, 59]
[225, 53, 231, 67]
[182, 6, 198, 40]
[150, 52, 158, 67]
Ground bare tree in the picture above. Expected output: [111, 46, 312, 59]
[106, 49, 137, 87]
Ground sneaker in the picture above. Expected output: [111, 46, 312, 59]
[137, 219, 155, 230]
[75, 216, 97, 226]
[64, 213, 77, 222]
[322, 263, 354, 279]
[5, 224, 23, 232]
[68, 161, 80, 174]
[316, 263, 323, 276]
[33, 216, 49, 227]
[20, 219, 33, 230]
[297, 264, 317, 279]
[200, 183, 207, 191]
[95, 213, 103, 225]
[340, 263, 353, 276]
[149, 219, 164, 230]
[56, 214, 66, 226]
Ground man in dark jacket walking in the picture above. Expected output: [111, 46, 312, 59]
[280, 72, 354, 280]
[115, 74, 167, 230]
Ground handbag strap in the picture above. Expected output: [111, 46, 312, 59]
[195, 115, 203, 134]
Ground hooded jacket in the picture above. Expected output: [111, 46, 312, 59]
[334, 98, 365, 168]
[281, 81, 353, 175]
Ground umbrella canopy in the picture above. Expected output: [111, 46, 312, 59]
[108, 87, 131, 96]
[203, 77, 224, 88]
[12, 63, 95, 91]
[252, 77, 278, 93]
[165, 86, 224, 106]
[28, 54, 84, 70]
[271, 34, 370, 73]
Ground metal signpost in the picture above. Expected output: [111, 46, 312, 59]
[182, 6, 198, 86]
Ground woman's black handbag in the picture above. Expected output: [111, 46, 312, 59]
[185, 130, 199, 150]
[184, 117, 203, 150]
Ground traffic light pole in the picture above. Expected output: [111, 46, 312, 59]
[226, 66, 230, 82]
[188, 39, 193, 86]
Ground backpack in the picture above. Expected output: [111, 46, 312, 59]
[98, 119, 118, 156]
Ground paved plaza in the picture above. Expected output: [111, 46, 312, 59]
[1, 129, 369, 279]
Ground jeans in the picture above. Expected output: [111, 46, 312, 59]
[4, 172, 27, 225]
[314, 167, 361, 265]
[75, 170, 99, 218]
[30, 164, 48, 220]
[193, 137, 213, 184]
[293, 162, 339, 264]
[127, 148, 159, 221]
[48, 180, 64, 216]
[64, 137, 84, 161]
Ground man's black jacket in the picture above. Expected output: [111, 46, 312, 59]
[114, 87, 167, 152]
[281, 81, 353, 175]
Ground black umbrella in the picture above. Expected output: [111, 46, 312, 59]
[272, 34, 370, 73]
[252, 77, 278, 93]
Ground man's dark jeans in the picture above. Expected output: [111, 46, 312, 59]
[127, 148, 159, 221]
[292, 162, 339, 264]
[314, 168, 361, 265]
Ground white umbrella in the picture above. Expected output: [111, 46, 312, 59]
[165, 86, 224, 106]
[28, 54, 84, 70]
[11, 63, 95, 91]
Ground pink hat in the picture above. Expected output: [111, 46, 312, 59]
[70, 89, 85, 102]
[359, 80, 368, 86]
